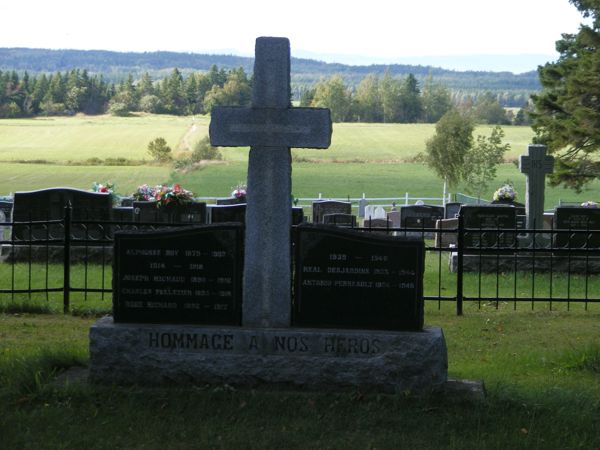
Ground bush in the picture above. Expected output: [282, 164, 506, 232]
[147, 137, 173, 162]
[108, 101, 130, 117]
[192, 136, 222, 161]
[139, 94, 162, 113]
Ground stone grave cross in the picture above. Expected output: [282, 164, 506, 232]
[519, 144, 554, 229]
[209, 37, 332, 327]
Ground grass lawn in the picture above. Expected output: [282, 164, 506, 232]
[0, 304, 598, 449]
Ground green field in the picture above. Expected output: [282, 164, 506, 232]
[0, 114, 598, 206]
[0, 114, 534, 163]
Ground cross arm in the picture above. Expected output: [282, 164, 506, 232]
[210, 106, 332, 149]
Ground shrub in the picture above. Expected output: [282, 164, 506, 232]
[192, 136, 222, 161]
[147, 137, 173, 162]
[108, 101, 130, 117]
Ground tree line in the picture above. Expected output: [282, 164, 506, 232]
[0, 65, 252, 118]
[302, 73, 530, 125]
[0, 67, 531, 125]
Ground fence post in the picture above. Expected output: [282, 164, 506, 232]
[456, 212, 464, 316]
[63, 202, 72, 314]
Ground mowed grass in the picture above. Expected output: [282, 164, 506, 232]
[0, 114, 207, 162]
[0, 114, 533, 164]
[0, 306, 599, 449]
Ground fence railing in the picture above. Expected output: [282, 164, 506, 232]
[1, 206, 599, 315]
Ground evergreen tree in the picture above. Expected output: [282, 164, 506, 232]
[398, 74, 422, 122]
[530, 0, 600, 190]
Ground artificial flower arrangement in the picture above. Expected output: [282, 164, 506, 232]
[231, 182, 247, 200]
[155, 183, 194, 208]
[132, 184, 158, 201]
[493, 184, 517, 202]
[91, 181, 114, 194]
[581, 201, 598, 208]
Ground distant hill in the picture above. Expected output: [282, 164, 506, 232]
[0, 47, 540, 100]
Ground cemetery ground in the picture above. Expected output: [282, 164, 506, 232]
[0, 302, 598, 449]
[1, 115, 599, 448]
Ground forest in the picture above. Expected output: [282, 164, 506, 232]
[0, 66, 530, 125]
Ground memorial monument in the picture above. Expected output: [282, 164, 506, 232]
[89, 37, 448, 393]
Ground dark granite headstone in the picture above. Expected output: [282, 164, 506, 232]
[12, 187, 112, 243]
[208, 204, 247, 224]
[323, 213, 356, 227]
[120, 197, 134, 207]
[444, 202, 462, 219]
[312, 201, 352, 224]
[292, 206, 304, 226]
[133, 201, 207, 225]
[401, 205, 444, 229]
[113, 224, 243, 325]
[554, 207, 600, 249]
[216, 197, 246, 205]
[460, 205, 517, 249]
[293, 224, 424, 331]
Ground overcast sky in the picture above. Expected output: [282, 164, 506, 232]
[0, 0, 588, 67]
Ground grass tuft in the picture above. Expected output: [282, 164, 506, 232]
[561, 345, 600, 374]
[0, 347, 87, 397]
[0, 301, 53, 314]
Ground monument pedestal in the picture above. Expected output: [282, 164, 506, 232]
[89, 317, 448, 394]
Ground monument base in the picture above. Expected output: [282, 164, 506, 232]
[89, 317, 448, 394]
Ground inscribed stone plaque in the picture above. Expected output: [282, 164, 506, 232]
[293, 224, 424, 331]
[460, 205, 516, 249]
[554, 207, 600, 249]
[113, 224, 243, 325]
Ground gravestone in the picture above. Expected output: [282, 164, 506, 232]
[294, 224, 424, 331]
[363, 218, 392, 230]
[0, 200, 12, 222]
[113, 225, 243, 325]
[292, 206, 304, 226]
[387, 210, 401, 228]
[358, 195, 368, 218]
[435, 218, 458, 248]
[323, 213, 356, 227]
[519, 144, 554, 229]
[400, 204, 444, 238]
[210, 37, 331, 327]
[461, 205, 517, 249]
[216, 197, 246, 205]
[554, 207, 600, 249]
[12, 187, 112, 242]
[207, 204, 247, 224]
[133, 201, 206, 225]
[90, 37, 448, 394]
[444, 202, 462, 219]
[312, 201, 352, 224]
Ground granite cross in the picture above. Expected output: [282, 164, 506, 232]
[209, 37, 332, 328]
[519, 144, 554, 229]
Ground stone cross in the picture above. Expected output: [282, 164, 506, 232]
[209, 37, 332, 327]
[519, 144, 554, 229]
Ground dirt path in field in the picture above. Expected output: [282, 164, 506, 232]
[179, 122, 198, 152]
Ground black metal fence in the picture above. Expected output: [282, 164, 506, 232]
[1, 206, 598, 314]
